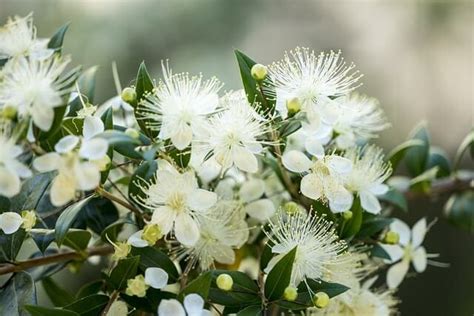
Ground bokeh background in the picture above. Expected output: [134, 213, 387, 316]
[1, 0, 473, 314]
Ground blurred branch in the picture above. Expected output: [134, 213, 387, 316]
[405, 176, 473, 200]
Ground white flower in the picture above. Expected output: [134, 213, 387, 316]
[381, 218, 437, 289]
[181, 200, 249, 270]
[0, 212, 23, 234]
[344, 146, 392, 214]
[264, 211, 348, 286]
[139, 62, 222, 150]
[269, 47, 362, 119]
[33, 116, 108, 206]
[282, 150, 354, 212]
[0, 55, 72, 131]
[144, 267, 168, 289]
[194, 91, 269, 173]
[137, 160, 217, 246]
[0, 13, 53, 60]
[0, 126, 32, 197]
[158, 293, 211, 316]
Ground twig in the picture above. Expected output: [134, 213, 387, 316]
[101, 290, 119, 316]
[405, 176, 473, 200]
[96, 187, 150, 221]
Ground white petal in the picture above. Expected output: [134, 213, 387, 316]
[55, 135, 79, 153]
[387, 260, 409, 289]
[0, 212, 23, 234]
[275, 88, 289, 119]
[12, 161, 32, 179]
[326, 156, 352, 175]
[33, 153, 61, 172]
[31, 106, 54, 131]
[75, 162, 101, 191]
[184, 294, 205, 316]
[335, 133, 355, 149]
[50, 173, 76, 207]
[232, 146, 258, 173]
[145, 267, 169, 289]
[369, 183, 389, 196]
[244, 199, 276, 221]
[127, 231, 148, 248]
[300, 174, 323, 200]
[188, 189, 217, 211]
[360, 191, 382, 214]
[282, 150, 312, 173]
[79, 138, 109, 160]
[411, 217, 427, 248]
[390, 219, 411, 246]
[0, 168, 21, 198]
[211, 245, 236, 265]
[83, 116, 104, 139]
[158, 299, 185, 316]
[304, 138, 325, 158]
[171, 125, 192, 150]
[380, 244, 404, 263]
[174, 213, 200, 246]
[150, 207, 176, 235]
[239, 179, 265, 203]
[412, 246, 427, 273]
[327, 187, 354, 213]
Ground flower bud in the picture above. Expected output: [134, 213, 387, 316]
[125, 275, 149, 297]
[384, 231, 400, 245]
[21, 210, 36, 231]
[251, 64, 268, 81]
[313, 292, 330, 308]
[121, 87, 137, 104]
[286, 97, 301, 116]
[125, 128, 140, 139]
[216, 273, 233, 291]
[1, 106, 17, 119]
[112, 241, 131, 261]
[284, 202, 300, 216]
[142, 224, 162, 246]
[283, 286, 298, 301]
[342, 211, 353, 221]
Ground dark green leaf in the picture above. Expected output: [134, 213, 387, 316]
[454, 130, 474, 170]
[0, 272, 37, 316]
[405, 123, 430, 176]
[180, 271, 212, 300]
[278, 118, 302, 138]
[386, 139, 424, 171]
[341, 198, 363, 238]
[101, 218, 133, 243]
[42, 277, 75, 307]
[371, 243, 392, 260]
[0, 228, 26, 261]
[444, 191, 474, 233]
[260, 241, 273, 271]
[24, 306, 78, 316]
[120, 289, 175, 313]
[100, 108, 114, 183]
[62, 230, 91, 252]
[78, 197, 119, 236]
[109, 256, 140, 290]
[31, 229, 56, 253]
[9, 172, 55, 212]
[358, 217, 393, 238]
[379, 188, 408, 212]
[264, 246, 297, 301]
[131, 247, 179, 282]
[55, 196, 93, 246]
[135, 62, 158, 138]
[168, 146, 191, 168]
[76, 281, 104, 299]
[409, 166, 439, 192]
[236, 305, 262, 316]
[48, 23, 70, 51]
[63, 294, 109, 316]
[427, 146, 451, 178]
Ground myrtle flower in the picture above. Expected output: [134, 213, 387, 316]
[180, 200, 249, 270]
[282, 150, 354, 212]
[125, 268, 169, 297]
[264, 211, 348, 286]
[33, 116, 109, 206]
[139, 62, 222, 150]
[194, 91, 269, 173]
[0, 54, 72, 131]
[137, 160, 217, 246]
[268, 47, 362, 119]
[0, 125, 32, 197]
[343, 146, 392, 214]
[0, 212, 23, 234]
[127, 223, 162, 248]
[158, 293, 211, 316]
[0, 13, 53, 60]
[381, 218, 438, 289]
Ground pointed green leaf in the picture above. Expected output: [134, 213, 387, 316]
[180, 271, 212, 300]
[454, 129, 474, 170]
[444, 191, 474, 233]
[131, 246, 179, 282]
[63, 294, 109, 316]
[48, 23, 70, 51]
[405, 123, 430, 176]
[55, 196, 93, 246]
[42, 277, 75, 307]
[0, 272, 37, 316]
[386, 139, 424, 171]
[24, 306, 79, 316]
[264, 246, 297, 300]
[109, 256, 140, 290]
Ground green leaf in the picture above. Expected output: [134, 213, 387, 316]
[63, 294, 109, 316]
[24, 306, 79, 316]
[236, 305, 262, 316]
[357, 217, 393, 238]
[454, 129, 474, 170]
[444, 191, 474, 233]
[379, 188, 408, 212]
[405, 123, 430, 176]
[100, 108, 114, 183]
[130, 247, 179, 282]
[76, 281, 104, 299]
[409, 166, 439, 192]
[0, 228, 26, 261]
[180, 271, 212, 300]
[120, 289, 175, 313]
[101, 218, 133, 243]
[62, 230, 91, 252]
[135, 62, 158, 138]
[264, 246, 297, 301]
[260, 241, 274, 271]
[48, 23, 70, 51]
[168, 146, 191, 168]
[427, 146, 451, 178]
[31, 229, 56, 253]
[77, 66, 98, 104]
[340, 198, 363, 239]
[278, 118, 302, 138]
[78, 197, 119, 236]
[42, 277, 75, 307]
[9, 172, 55, 212]
[109, 256, 140, 290]
[386, 139, 424, 171]
[371, 243, 391, 260]
[129, 160, 158, 206]
[0, 272, 37, 316]
[55, 196, 93, 246]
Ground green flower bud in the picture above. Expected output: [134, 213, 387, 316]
[286, 97, 301, 116]
[1, 106, 17, 119]
[121, 87, 137, 104]
[313, 291, 330, 308]
[283, 286, 298, 301]
[251, 64, 268, 81]
[284, 202, 300, 215]
[216, 273, 233, 291]
[343, 211, 353, 221]
[384, 231, 400, 245]
[142, 224, 162, 246]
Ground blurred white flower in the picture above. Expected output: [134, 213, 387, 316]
[344, 146, 392, 214]
[137, 160, 217, 246]
[0, 55, 72, 131]
[0, 13, 53, 60]
[269, 47, 362, 119]
[0, 212, 23, 234]
[139, 62, 222, 150]
[282, 150, 353, 212]
[195, 91, 269, 173]
[33, 116, 108, 206]
[381, 218, 439, 289]
[158, 293, 211, 316]
[264, 211, 348, 286]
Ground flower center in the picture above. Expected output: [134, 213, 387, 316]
[167, 192, 187, 213]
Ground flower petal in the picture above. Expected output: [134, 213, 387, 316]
[31, 106, 54, 131]
[411, 217, 427, 248]
[50, 173, 76, 207]
[0, 167, 21, 198]
[171, 124, 192, 150]
[300, 174, 323, 200]
[360, 191, 382, 214]
[369, 183, 389, 196]
[304, 138, 325, 158]
[380, 244, 404, 263]
[412, 246, 427, 273]
[145, 267, 169, 289]
[174, 213, 200, 246]
[387, 259, 409, 289]
[75, 162, 101, 191]
[184, 293, 205, 316]
[244, 199, 276, 221]
[158, 299, 185, 316]
[83, 116, 104, 139]
[232, 145, 258, 173]
[55, 135, 79, 153]
[239, 179, 265, 203]
[79, 138, 109, 160]
[128, 231, 148, 248]
[282, 150, 312, 173]
[33, 152, 61, 172]
[390, 219, 411, 246]
[0, 212, 23, 234]
[210, 245, 235, 265]
[327, 186, 353, 213]
[326, 156, 352, 175]
[188, 189, 217, 211]
[150, 206, 176, 235]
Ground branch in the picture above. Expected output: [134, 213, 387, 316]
[405, 176, 473, 200]
[96, 187, 150, 221]
[0, 245, 113, 276]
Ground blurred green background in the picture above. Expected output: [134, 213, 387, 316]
[1, 0, 473, 314]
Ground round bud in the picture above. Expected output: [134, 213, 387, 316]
[21, 210, 36, 231]
[1, 106, 17, 119]
[142, 224, 162, 246]
[313, 292, 330, 308]
[384, 231, 400, 245]
[286, 97, 301, 115]
[342, 211, 353, 221]
[283, 286, 298, 301]
[121, 87, 137, 104]
[251, 64, 268, 81]
[284, 202, 300, 216]
[125, 128, 140, 139]
[216, 273, 233, 291]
